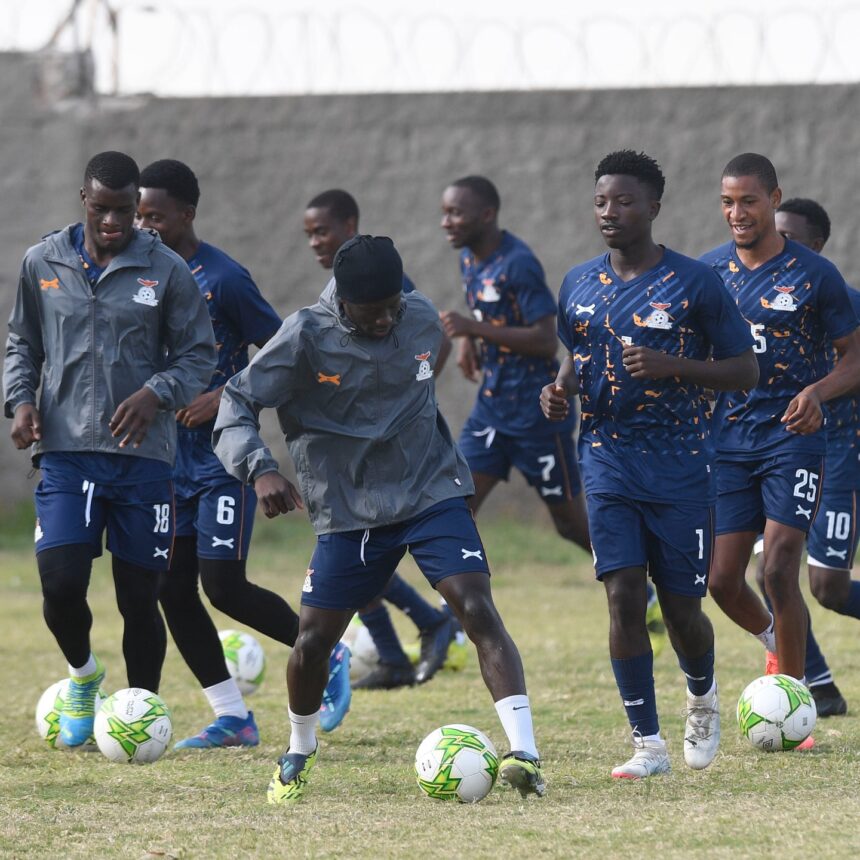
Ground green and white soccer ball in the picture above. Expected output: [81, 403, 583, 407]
[94, 688, 173, 764]
[219, 629, 266, 695]
[415, 724, 499, 803]
[340, 616, 379, 683]
[737, 674, 817, 751]
[35, 678, 107, 750]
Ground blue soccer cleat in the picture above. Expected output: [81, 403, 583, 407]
[267, 746, 318, 804]
[174, 711, 259, 749]
[59, 656, 106, 748]
[319, 642, 351, 733]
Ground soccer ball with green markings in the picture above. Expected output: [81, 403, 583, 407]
[415, 724, 499, 803]
[219, 629, 266, 695]
[737, 674, 817, 751]
[94, 688, 173, 764]
[35, 679, 107, 750]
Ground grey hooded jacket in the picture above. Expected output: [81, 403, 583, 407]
[3, 225, 216, 465]
[214, 281, 474, 534]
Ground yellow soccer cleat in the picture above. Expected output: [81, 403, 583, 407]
[267, 746, 318, 804]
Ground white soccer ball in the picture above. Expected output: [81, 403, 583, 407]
[94, 688, 173, 764]
[35, 678, 107, 750]
[737, 674, 817, 751]
[218, 629, 266, 695]
[415, 724, 499, 803]
[340, 616, 379, 683]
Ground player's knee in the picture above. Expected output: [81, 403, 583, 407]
[761, 567, 799, 608]
[707, 569, 740, 606]
[200, 560, 245, 612]
[457, 592, 501, 642]
[292, 626, 335, 668]
[809, 572, 843, 611]
[37, 545, 91, 605]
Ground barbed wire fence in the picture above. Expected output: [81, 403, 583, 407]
[3, 0, 860, 96]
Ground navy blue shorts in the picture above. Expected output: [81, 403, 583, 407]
[174, 431, 256, 560]
[458, 414, 581, 504]
[586, 492, 713, 597]
[716, 454, 824, 536]
[807, 487, 859, 570]
[301, 497, 490, 610]
[35, 453, 175, 570]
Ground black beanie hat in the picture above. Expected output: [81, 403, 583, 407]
[333, 235, 403, 303]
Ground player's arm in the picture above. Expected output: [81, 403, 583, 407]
[540, 353, 579, 421]
[439, 311, 557, 359]
[783, 328, 860, 435]
[621, 346, 759, 391]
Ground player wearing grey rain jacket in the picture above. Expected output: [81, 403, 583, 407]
[213, 278, 474, 534]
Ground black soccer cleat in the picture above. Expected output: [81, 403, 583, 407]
[811, 682, 847, 718]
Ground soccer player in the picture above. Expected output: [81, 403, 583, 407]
[135, 161, 351, 748]
[439, 176, 590, 552]
[303, 189, 454, 688]
[543, 150, 758, 778]
[3, 151, 216, 747]
[215, 235, 545, 803]
[749, 197, 858, 717]
[702, 154, 860, 685]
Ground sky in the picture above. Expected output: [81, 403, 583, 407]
[3, 0, 860, 95]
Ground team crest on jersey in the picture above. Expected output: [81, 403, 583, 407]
[477, 278, 501, 302]
[761, 285, 797, 312]
[415, 351, 433, 381]
[729, 260, 740, 273]
[302, 568, 314, 593]
[132, 280, 159, 307]
[634, 301, 673, 330]
[39, 277, 60, 291]
[599, 272, 613, 285]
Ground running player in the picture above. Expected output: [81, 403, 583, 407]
[303, 189, 454, 688]
[702, 154, 860, 685]
[3, 151, 216, 746]
[215, 234, 545, 803]
[543, 150, 757, 778]
[136, 160, 351, 747]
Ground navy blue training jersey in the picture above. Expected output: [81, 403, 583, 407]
[460, 231, 572, 435]
[185, 242, 281, 433]
[558, 247, 752, 504]
[700, 240, 857, 460]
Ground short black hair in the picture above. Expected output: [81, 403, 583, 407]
[84, 151, 139, 190]
[449, 175, 501, 212]
[778, 197, 831, 245]
[722, 152, 779, 194]
[594, 150, 665, 200]
[306, 189, 359, 224]
[139, 159, 201, 207]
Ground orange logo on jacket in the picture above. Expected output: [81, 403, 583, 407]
[317, 372, 341, 386]
[39, 278, 60, 290]
[137, 278, 159, 288]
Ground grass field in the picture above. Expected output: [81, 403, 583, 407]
[3, 512, 860, 859]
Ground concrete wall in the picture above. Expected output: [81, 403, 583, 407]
[2, 51, 859, 517]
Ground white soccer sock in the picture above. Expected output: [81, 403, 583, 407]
[494, 694, 539, 758]
[69, 654, 98, 678]
[203, 679, 248, 720]
[288, 707, 319, 755]
[688, 680, 718, 704]
[643, 732, 664, 743]
[754, 614, 776, 653]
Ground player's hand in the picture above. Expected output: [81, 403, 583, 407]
[782, 388, 823, 435]
[622, 345, 678, 380]
[456, 337, 481, 382]
[10, 402, 42, 449]
[109, 387, 161, 448]
[540, 383, 570, 421]
[253, 471, 304, 518]
[176, 388, 222, 429]
[440, 310, 475, 339]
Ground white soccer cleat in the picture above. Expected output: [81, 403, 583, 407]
[611, 733, 670, 779]
[683, 684, 720, 770]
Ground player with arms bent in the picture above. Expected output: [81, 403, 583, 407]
[215, 235, 544, 803]
[543, 151, 757, 778]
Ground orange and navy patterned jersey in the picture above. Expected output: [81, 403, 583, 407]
[701, 240, 858, 460]
[558, 247, 751, 503]
[460, 231, 572, 435]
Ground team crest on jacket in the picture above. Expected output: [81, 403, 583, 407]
[415, 351, 433, 381]
[132, 279, 159, 307]
[634, 301, 673, 330]
[477, 278, 501, 302]
[761, 285, 797, 312]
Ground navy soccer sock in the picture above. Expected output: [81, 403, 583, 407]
[676, 648, 715, 697]
[382, 573, 443, 631]
[359, 605, 409, 666]
[610, 653, 659, 736]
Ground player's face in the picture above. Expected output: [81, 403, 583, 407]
[340, 292, 403, 339]
[775, 211, 822, 252]
[135, 187, 195, 253]
[304, 207, 356, 270]
[720, 175, 781, 249]
[80, 179, 138, 257]
[593, 174, 659, 250]
[440, 186, 491, 249]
